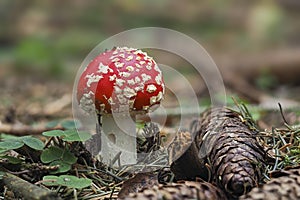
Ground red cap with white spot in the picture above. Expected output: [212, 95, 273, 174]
[77, 47, 165, 115]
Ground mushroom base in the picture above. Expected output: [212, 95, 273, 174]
[100, 114, 137, 166]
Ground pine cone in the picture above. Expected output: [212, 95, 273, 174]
[191, 107, 267, 198]
[121, 181, 227, 200]
[240, 166, 300, 200]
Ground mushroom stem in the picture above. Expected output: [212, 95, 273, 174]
[100, 113, 137, 166]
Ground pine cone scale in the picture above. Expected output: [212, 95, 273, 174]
[122, 181, 227, 200]
[240, 166, 300, 200]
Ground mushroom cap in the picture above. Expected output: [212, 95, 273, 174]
[77, 47, 165, 114]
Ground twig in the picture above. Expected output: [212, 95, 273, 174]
[278, 103, 289, 125]
[1, 172, 62, 200]
[0, 122, 64, 136]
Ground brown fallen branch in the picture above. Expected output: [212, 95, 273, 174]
[15, 94, 72, 121]
[216, 47, 300, 104]
[224, 74, 300, 108]
[218, 47, 300, 84]
[0, 122, 64, 136]
[1, 172, 62, 200]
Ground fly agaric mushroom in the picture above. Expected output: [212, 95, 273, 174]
[77, 47, 165, 165]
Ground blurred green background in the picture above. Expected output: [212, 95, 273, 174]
[1, 0, 299, 79]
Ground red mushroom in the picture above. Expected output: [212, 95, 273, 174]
[77, 47, 165, 165]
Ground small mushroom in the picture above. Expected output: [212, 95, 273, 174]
[77, 47, 165, 165]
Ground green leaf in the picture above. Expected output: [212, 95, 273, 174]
[45, 120, 60, 128]
[0, 134, 19, 140]
[43, 175, 92, 189]
[1, 155, 22, 164]
[49, 160, 71, 174]
[58, 175, 92, 189]
[42, 130, 65, 137]
[62, 150, 77, 165]
[0, 149, 8, 154]
[77, 132, 92, 142]
[63, 130, 91, 142]
[22, 136, 45, 150]
[41, 146, 64, 163]
[61, 120, 77, 130]
[0, 139, 24, 150]
[41, 146, 76, 173]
